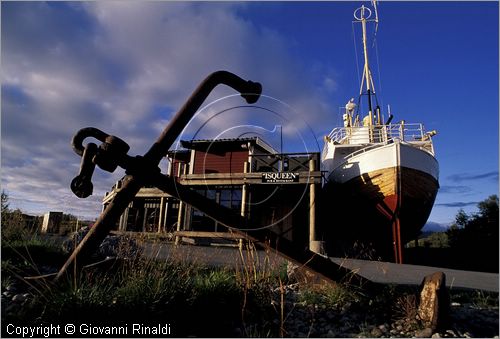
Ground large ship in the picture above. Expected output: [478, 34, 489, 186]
[321, 3, 439, 263]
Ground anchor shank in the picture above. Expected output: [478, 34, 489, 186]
[144, 70, 262, 164]
[55, 175, 143, 280]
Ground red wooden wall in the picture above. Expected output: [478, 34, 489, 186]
[193, 150, 248, 174]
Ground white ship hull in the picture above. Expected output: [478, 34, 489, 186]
[324, 140, 438, 184]
[321, 125, 439, 262]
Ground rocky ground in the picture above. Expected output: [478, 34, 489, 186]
[1, 264, 58, 317]
[266, 284, 499, 338]
[283, 302, 499, 338]
[2, 234, 498, 338]
[2, 275, 498, 338]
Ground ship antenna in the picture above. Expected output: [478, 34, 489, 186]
[372, 0, 384, 118]
[372, 0, 379, 40]
[354, 4, 378, 127]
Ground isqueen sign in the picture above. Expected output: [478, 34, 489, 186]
[261, 172, 300, 183]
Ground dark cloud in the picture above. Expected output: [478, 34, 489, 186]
[439, 185, 472, 194]
[435, 201, 479, 208]
[447, 171, 498, 183]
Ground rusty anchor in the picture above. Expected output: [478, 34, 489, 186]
[57, 71, 261, 280]
[58, 70, 369, 287]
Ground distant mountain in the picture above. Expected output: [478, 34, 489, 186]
[422, 221, 449, 233]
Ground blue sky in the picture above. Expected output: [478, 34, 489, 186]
[1, 1, 498, 228]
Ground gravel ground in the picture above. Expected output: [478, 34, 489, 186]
[2, 268, 498, 338]
[3, 235, 498, 338]
[267, 285, 499, 338]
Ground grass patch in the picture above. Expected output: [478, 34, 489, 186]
[1, 235, 66, 286]
[0, 239, 411, 337]
[450, 289, 499, 308]
[4, 235, 496, 337]
[2, 247, 276, 337]
[297, 283, 356, 309]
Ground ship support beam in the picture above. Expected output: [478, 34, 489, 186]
[392, 215, 403, 264]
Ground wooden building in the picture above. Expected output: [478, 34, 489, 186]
[102, 137, 322, 249]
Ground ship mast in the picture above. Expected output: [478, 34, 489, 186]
[354, 3, 379, 127]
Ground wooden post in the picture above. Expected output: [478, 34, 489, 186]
[175, 164, 186, 245]
[118, 209, 125, 231]
[239, 161, 250, 249]
[309, 159, 316, 247]
[119, 206, 129, 231]
[308, 158, 323, 254]
[184, 206, 192, 231]
[241, 161, 248, 218]
[158, 197, 165, 233]
[175, 202, 184, 245]
[142, 207, 148, 232]
[165, 201, 170, 231]
[213, 192, 220, 232]
[124, 207, 129, 231]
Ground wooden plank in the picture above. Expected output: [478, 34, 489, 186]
[174, 231, 244, 239]
[103, 187, 171, 202]
[178, 171, 322, 185]
[136, 188, 171, 197]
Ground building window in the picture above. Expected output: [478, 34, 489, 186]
[191, 187, 241, 211]
[219, 186, 241, 211]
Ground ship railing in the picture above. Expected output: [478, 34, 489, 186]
[323, 123, 435, 161]
[385, 123, 435, 154]
[326, 123, 427, 145]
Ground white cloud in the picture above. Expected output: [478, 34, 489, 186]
[2, 2, 336, 219]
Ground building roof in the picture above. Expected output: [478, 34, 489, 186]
[166, 148, 191, 162]
[179, 137, 277, 154]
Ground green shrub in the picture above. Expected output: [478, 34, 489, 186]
[1, 235, 66, 282]
[298, 283, 356, 308]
